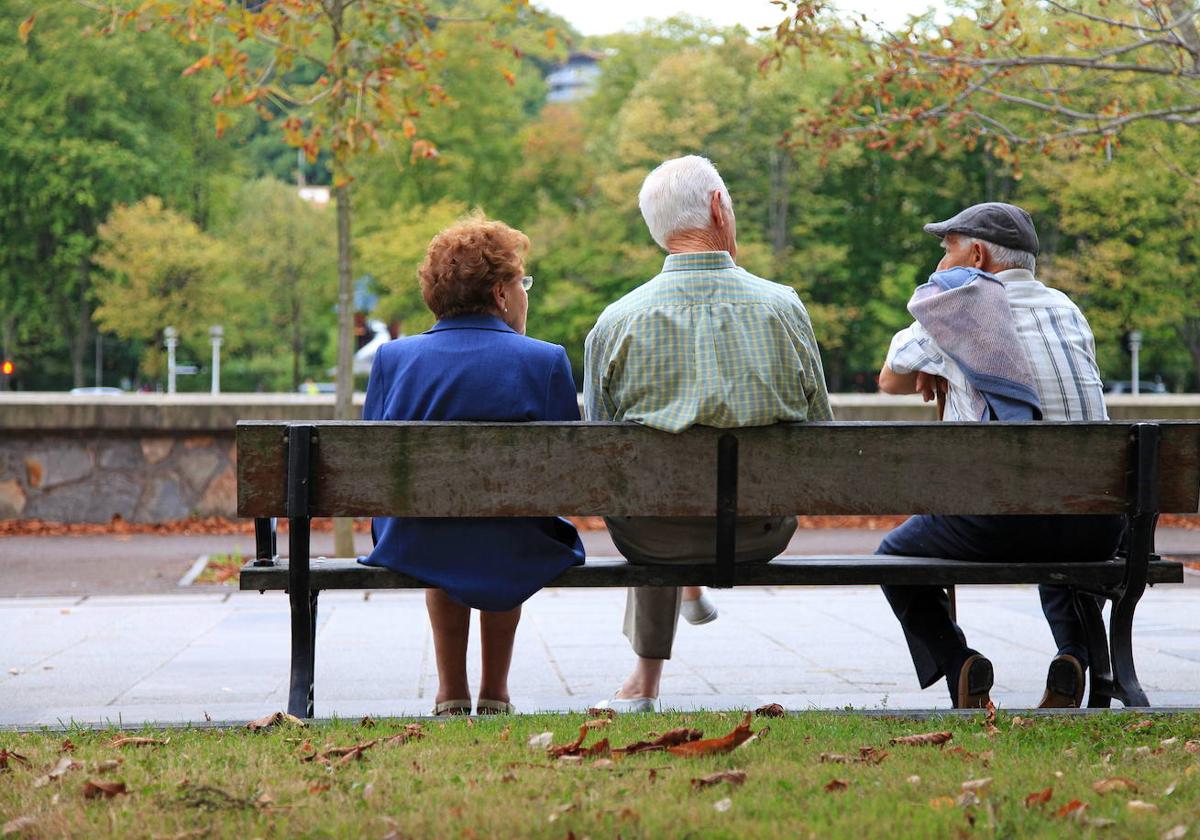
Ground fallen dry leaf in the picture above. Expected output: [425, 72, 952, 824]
[1184, 740, 1200, 754]
[255, 792, 274, 809]
[500, 770, 517, 783]
[691, 770, 747, 790]
[307, 782, 330, 794]
[1125, 720, 1154, 732]
[547, 803, 575, 823]
[82, 779, 128, 799]
[1011, 716, 1034, 728]
[956, 790, 980, 809]
[586, 707, 615, 720]
[713, 797, 733, 812]
[824, 778, 850, 793]
[381, 724, 424, 747]
[1127, 800, 1158, 813]
[983, 701, 1000, 736]
[527, 732, 553, 750]
[890, 731, 952, 747]
[60, 739, 76, 753]
[592, 758, 615, 770]
[961, 777, 992, 795]
[754, 703, 786, 718]
[668, 713, 756, 757]
[359, 716, 376, 728]
[302, 739, 379, 767]
[907, 775, 921, 784]
[1, 816, 37, 836]
[1161, 827, 1188, 840]
[859, 747, 889, 765]
[1163, 780, 1178, 797]
[33, 757, 82, 787]
[1055, 799, 1086, 819]
[819, 753, 851, 764]
[548, 726, 610, 759]
[928, 796, 956, 810]
[614, 728, 703, 756]
[0, 749, 30, 771]
[1024, 787, 1053, 808]
[498, 726, 510, 742]
[245, 712, 306, 732]
[584, 718, 611, 730]
[111, 736, 169, 748]
[1094, 777, 1139, 795]
[1161, 738, 1179, 748]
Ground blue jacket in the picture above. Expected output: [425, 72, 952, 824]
[358, 314, 585, 610]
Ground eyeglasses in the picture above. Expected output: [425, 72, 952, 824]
[518, 275, 533, 291]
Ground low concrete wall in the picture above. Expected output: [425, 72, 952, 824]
[2, 392, 1198, 522]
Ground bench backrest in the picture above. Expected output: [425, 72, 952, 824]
[237, 421, 1200, 518]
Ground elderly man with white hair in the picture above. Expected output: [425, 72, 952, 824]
[584, 155, 832, 712]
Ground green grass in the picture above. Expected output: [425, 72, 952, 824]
[2, 711, 1198, 838]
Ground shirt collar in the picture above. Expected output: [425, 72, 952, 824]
[662, 251, 737, 273]
[426, 313, 516, 334]
[994, 268, 1038, 285]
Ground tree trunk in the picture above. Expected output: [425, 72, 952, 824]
[333, 182, 355, 557]
[70, 256, 91, 389]
[289, 270, 303, 391]
[1182, 320, 1200, 391]
[768, 147, 790, 260]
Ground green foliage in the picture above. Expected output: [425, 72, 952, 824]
[93, 197, 237, 377]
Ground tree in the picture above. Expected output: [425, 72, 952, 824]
[2, 0, 235, 388]
[224, 179, 338, 390]
[769, 0, 1200, 162]
[93, 197, 237, 378]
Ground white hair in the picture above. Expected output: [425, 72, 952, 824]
[638, 155, 732, 250]
[966, 236, 1036, 272]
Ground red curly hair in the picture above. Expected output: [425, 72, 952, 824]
[419, 214, 530, 319]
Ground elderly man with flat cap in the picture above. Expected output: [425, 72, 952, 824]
[876, 201, 1120, 710]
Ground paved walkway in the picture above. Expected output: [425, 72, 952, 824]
[3, 579, 1198, 726]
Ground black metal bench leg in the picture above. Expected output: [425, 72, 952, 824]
[287, 515, 315, 719]
[285, 424, 317, 719]
[1075, 591, 1114, 708]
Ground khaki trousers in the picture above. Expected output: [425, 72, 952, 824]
[605, 515, 797, 660]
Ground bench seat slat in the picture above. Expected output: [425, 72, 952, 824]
[236, 421, 1200, 518]
[239, 556, 1185, 591]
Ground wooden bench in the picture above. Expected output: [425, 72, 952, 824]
[237, 420, 1199, 718]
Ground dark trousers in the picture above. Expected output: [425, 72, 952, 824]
[879, 514, 1124, 690]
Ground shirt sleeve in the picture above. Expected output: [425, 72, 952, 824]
[544, 347, 581, 421]
[582, 322, 615, 422]
[362, 347, 387, 421]
[886, 322, 948, 377]
[789, 293, 834, 421]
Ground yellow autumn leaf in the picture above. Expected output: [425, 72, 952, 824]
[18, 14, 35, 44]
[501, 68, 516, 86]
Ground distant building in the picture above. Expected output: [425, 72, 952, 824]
[298, 186, 331, 206]
[546, 52, 602, 103]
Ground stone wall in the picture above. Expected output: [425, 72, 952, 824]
[1, 392, 1198, 523]
[0, 432, 236, 522]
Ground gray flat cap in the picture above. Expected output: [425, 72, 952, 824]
[923, 202, 1039, 255]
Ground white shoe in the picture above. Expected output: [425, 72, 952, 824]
[592, 695, 656, 714]
[681, 592, 719, 625]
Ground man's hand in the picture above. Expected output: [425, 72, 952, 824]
[916, 371, 948, 403]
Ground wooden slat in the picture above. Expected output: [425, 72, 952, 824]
[237, 421, 1200, 517]
[239, 556, 1185, 591]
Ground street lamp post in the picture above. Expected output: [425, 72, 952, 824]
[164, 326, 178, 394]
[1128, 330, 1143, 396]
[209, 325, 224, 395]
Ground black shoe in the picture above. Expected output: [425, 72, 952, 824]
[1038, 654, 1084, 708]
[953, 654, 993, 709]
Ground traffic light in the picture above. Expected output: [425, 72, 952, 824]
[1, 360, 12, 376]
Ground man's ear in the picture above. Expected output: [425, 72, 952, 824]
[710, 190, 725, 229]
[971, 240, 987, 269]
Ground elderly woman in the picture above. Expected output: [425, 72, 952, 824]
[359, 214, 585, 716]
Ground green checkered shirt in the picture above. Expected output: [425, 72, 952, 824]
[583, 251, 833, 432]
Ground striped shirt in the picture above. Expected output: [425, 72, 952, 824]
[583, 251, 833, 432]
[886, 268, 1108, 421]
